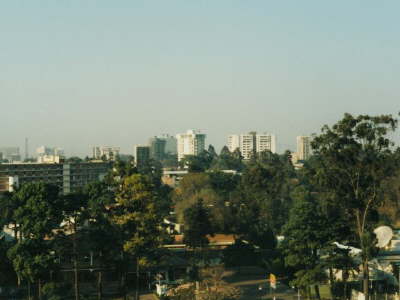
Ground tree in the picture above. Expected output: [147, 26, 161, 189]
[0, 191, 20, 238]
[174, 173, 212, 222]
[237, 151, 295, 234]
[112, 174, 163, 300]
[0, 238, 17, 287]
[8, 183, 63, 300]
[282, 187, 330, 300]
[174, 173, 237, 232]
[183, 199, 214, 249]
[66, 156, 83, 163]
[179, 155, 208, 172]
[311, 113, 399, 299]
[83, 181, 117, 300]
[211, 147, 243, 171]
[61, 190, 91, 300]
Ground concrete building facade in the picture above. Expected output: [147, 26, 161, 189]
[176, 130, 206, 161]
[228, 132, 276, 160]
[92, 146, 120, 161]
[0, 162, 111, 194]
[149, 137, 166, 161]
[159, 134, 177, 155]
[296, 136, 311, 161]
[134, 145, 150, 168]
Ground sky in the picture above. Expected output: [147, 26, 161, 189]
[1, 1, 400, 156]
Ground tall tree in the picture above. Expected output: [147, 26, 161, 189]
[84, 181, 117, 300]
[311, 113, 399, 299]
[282, 187, 330, 300]
[60, 190, 89, 300]
[238, 151, 295, 234]
[183, 199, 214, 249]
[8, 183, 63, 299]
[112, 174, 163, 300]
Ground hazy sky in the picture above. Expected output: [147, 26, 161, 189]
[1, 1, 399, 156]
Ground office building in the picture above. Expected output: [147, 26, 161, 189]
[160, 134, 178, 155]
[134, 145, 150, 168]
[149, 137, 166, 161]
[176, 130, 206, 161]
[0, 162, 111, 194]
[92, 146, 120, 161]
[227, 132, 276, 160]
[296, 136, 311, 161]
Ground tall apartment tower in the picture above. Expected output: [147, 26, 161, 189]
[227, 132, 276, 160]
[296, 136, 311, 161]
[256, 134, 277, 154]
[134, 145, 150, 168]
[176, 130, 206, 161]
[148, 137, 166, 161]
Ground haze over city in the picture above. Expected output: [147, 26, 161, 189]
[1, 1, 400, 156]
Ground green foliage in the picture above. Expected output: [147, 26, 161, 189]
[179, 154, 211, 172]
[223, 241, 257, 267]
[14, 183, 63, 238]
[183, 199, 214, 249]
[8, 238, 58, 284]
[0, 192, 14, 226]
[0, 239, 16, 285]
[231, 151, 295, 237]
[174, 172, 239, 232]
[211, 147, 243, 171]
[41, 281, 67, 300]
[311, 113, 399, 299]
[7, 183, 63, 286]
[282, 187, 329, 289]
[113, 174, 163, 258]
[83, 181, 119, 265]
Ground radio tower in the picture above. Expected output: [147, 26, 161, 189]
[25, 138, 29, 161]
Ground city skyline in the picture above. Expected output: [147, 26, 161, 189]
[1, 1, 400, 155]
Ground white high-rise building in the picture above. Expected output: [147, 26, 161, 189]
[227, 135, 241, 153]
[296, 136, 311, 161]
[176, 130, 206, 161]
[92, 146, 120, 161]
[256, 134, 276, 154]
[227, 132, 276, 160]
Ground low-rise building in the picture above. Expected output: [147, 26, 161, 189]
[0, 162, 111, 194]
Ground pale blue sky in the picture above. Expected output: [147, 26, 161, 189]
[1, 1, 399, 156]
